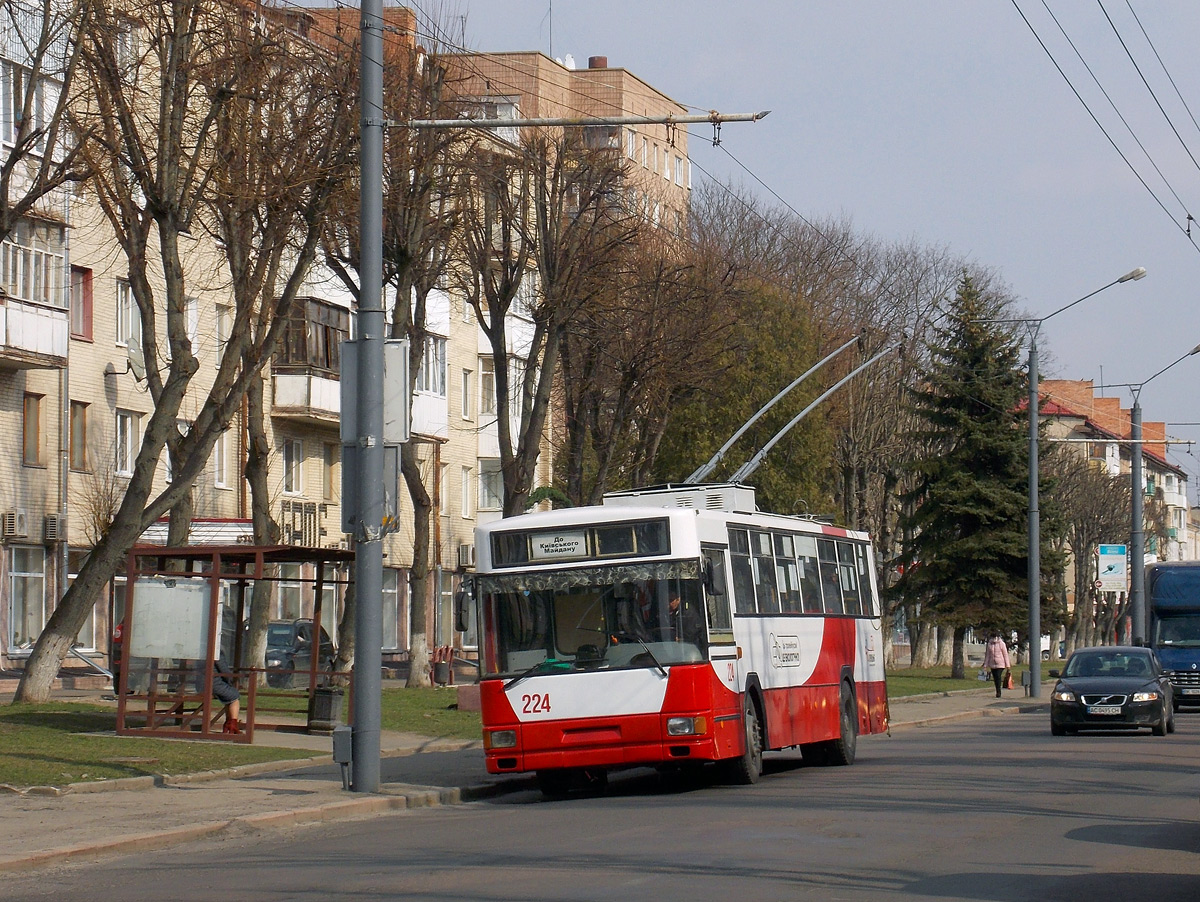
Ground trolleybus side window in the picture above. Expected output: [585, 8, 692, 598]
[729, 528, 756, 615]
[796, 534, 823, 613]
[701, 544, 734, 643]
[751, 530, 780, 614]
[836, 540, 862, 616]
[817, 538, 843, 614]
[774, 533, 803, 613]
[856, 544, 877, 617]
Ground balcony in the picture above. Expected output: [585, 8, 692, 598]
[0, 296, 68, 370]
[271, 365, 340, 428]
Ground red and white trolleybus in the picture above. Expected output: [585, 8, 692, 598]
[466, 483, 888, 797]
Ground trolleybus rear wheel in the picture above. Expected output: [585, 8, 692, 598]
[823, 681, 857, 766]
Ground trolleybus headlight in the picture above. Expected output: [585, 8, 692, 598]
[666, 716, 706, 736]
[1132, 691, 1158, 702]
[485, 729, 517, 749]
[1051, 689, 1076, 702]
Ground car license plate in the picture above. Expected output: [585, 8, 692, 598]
[1181, 688, 1200, 696]
[1087, 705, 1122, 716]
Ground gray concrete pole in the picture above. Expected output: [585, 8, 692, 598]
[1028, 333, 1041, 696]
[1130, 396, 1145, 645]
[352, 0, 385, 793]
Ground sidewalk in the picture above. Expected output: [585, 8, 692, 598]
[0, 684, 1048, 873]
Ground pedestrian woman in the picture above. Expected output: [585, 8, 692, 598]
[983, 631, 1011, 699]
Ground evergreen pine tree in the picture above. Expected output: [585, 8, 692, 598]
[899, 274, 1029, 676]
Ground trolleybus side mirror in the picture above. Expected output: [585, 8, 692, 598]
[703, 559, 723, 595]
[454, 579, 474, 633]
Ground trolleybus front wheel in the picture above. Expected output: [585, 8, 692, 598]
[725, 694, 763, 785]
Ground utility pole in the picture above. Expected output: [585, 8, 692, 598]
[352, 0, 385, 794]
[347, 37, 769, 789]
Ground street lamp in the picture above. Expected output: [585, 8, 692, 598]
[1022, 266, 1146, 697]
[1125, 343, 1200, 644]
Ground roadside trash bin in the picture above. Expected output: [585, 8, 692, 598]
[432, 645, 454, 685]
[308, 686, 344, 734]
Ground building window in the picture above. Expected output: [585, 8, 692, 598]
[8, 546, 46, 650]
[115, 410, 138, 476]
[461, 466, 473, 519]
[479, 459, 503, 511]
[462, 295, 474, 323]
[69, 549, 95, 650]
[278, 563, 302, 620]
[461, 368, 473, 420]
[674, 155, 684, 186]
[69, 401, 88, 471]
[216, 303, 232, 348]
[280, 298, 350, 373]
[22, 393, 43, 466]
[641, 136, 648, 168]
[416, 335, 447, 396]
[480, 356, 496, 416]
[213, 429, 229, 488]
[70, 266, 93, 340]
[164, 420, 189, 482]
[115, 278, 141, 347]
[283, 439, 303, 495]
[323, 443, 337, 501]
[382, 568, 404, 651]
[1, 219, 64, 306]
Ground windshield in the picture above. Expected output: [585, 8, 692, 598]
[266, 624, 294, 649]
[1063, 651, 1154, 679]
[1154, 614, 1200, 648]
[478, 560, 708, 677]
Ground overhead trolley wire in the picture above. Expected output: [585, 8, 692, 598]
[1097, 0, 1200, 181]
[1038, 0, 1194, 220]
[1011, 0, 1198, 251]
[1124, 0, 1200, 143]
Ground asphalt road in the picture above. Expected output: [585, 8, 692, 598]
[6, 711, 1199, 902]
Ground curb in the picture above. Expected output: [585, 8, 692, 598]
[889, 701, 1048, 730]
[0, 783, 465, 875]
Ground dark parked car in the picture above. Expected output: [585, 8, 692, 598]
[265, 620, 336, 689]
[1050, 646, 1175, 736]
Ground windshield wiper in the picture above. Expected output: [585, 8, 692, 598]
[613, 631, 668, 677]
[504, 657, 557, 690]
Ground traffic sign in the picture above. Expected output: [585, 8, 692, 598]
[1097, 544, 1128, 592]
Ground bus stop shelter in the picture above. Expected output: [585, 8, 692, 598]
[115, 543, 354, 743]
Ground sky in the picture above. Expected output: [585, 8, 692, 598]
[402, 1, 1200, 494]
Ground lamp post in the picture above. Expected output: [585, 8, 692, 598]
[1125, 343, 1200, 644]
[1021, 267, 1146, 697]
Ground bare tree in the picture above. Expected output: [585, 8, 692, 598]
[0, 0, 91, 245]
[456, 129, 635, 516]
[1044, 450, 1131, 653]
[15, 0, 356, 702]
[321, 25, 468, 687]
[558, 222, 739, 504]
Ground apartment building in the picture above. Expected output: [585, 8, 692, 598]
[1039, 380, 1191, 610]
[1, 5, 686, 675]
[447, 50, 691, 233]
